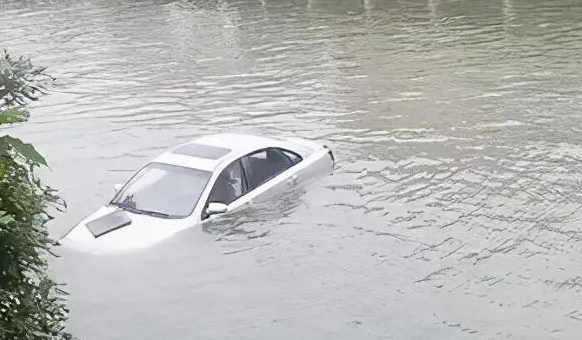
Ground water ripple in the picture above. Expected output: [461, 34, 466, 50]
[3, 0, 582, 339]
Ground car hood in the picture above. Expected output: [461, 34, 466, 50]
[60, 205, 192, 255]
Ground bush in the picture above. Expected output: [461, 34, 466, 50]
[0, 50, 73, 340]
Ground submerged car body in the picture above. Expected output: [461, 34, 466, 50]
[60, 132, 335, 254]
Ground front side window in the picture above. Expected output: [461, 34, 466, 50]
[110, 162, 212, 218]
[207, 160, 246, 206]
[202, 160, 246, 220]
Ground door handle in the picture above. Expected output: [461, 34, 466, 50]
[287, 174, 298, 184]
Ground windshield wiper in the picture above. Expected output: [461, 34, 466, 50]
[110, 201, 135, 211]
[110, 202, 170, 218]
[132, 209, 170, 218]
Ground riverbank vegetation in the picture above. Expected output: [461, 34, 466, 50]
[0, 50, 73, 340]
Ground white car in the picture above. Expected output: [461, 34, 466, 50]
[60, 132, 335, 254]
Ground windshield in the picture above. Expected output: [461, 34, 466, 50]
[109, 162, 212, 218]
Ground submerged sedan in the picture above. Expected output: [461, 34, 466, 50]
[60, 133, 335, 254]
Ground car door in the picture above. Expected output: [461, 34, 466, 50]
[200, 159, 248, 221]
[200, 146, 326, 220]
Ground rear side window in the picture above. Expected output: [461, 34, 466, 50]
[242, 148, 299, 190]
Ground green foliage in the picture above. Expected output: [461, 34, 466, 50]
[0, 136, 48, 167]
[0, 108, 30, 125]
[1, 50, 53, 165]
[0, 50, 73, 340]
[0, 49, 54, 109]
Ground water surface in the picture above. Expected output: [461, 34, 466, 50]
[2, 0, 582, 339]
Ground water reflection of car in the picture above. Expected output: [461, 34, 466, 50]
[60, 133, 335, 254]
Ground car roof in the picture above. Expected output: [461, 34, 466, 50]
[151, 133, 297, 172]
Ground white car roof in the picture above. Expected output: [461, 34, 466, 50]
[151, 133, 304, 172]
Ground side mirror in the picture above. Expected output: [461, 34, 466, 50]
[206, 202, 228, 216]
[113, 183, 122, 192]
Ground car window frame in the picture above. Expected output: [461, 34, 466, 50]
[200, 147, 303, 221]
[280, 149, 303, 165]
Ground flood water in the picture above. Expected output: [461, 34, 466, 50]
[2, 0, 582, 339]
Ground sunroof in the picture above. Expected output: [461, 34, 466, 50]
[171, 143, 232, 160]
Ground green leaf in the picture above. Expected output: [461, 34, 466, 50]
[0, 135, 47, 166]
[0, 210, 14, 224]
[0, 108, 30, 125]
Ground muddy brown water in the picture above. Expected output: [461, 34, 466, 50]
[2, 0, 582, 339]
